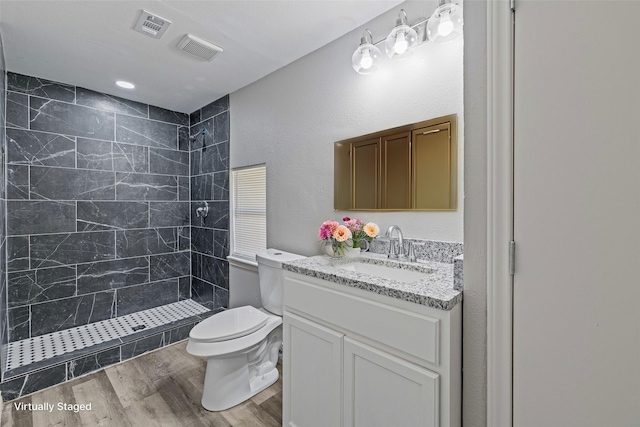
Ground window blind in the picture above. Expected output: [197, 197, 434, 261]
[231, 165, 267, 261]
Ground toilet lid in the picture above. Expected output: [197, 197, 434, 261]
[190, 306, 269, 342]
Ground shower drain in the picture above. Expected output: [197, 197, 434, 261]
[6, 300, 208, 372]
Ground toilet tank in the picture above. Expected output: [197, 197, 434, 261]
[256, 248, 305, 315]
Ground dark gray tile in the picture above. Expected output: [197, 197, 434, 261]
[6, 91, 29, 129]
[8, 72, 75, 102]
[77, 138, 113, 171]
[149, 251, 190, 281]
[77, 201, 149, 231]
[8, 306, 30, 341]
[116, 114, 177, 150]
[191, 252, 214, 284]
[7, 128, 75, 167]
[115, 173, 177, 201]
[117, 280, 179, 316]
[149, 106, 189, 126]
[178, 176, 190, 201]
[7, 165, 29, 200]
[178, 226, 190, 251]
[31, 231, 116, 269]
[31, 166, 115, 200]
[7, 201, 76, 235]
[213, 111, 229, 143]
[179, 276, 191, 300]
[189, 109, 201, 127]
[116, 228, 177, 258]
[76, 87, 148, 118]
[31, 291, 116, 336]
[209, 200, 229, 230]
[149, 148, 189, 176]
[8, 266, 77, 307]
[178, 126, 189, 151]
[7, 236, 30, 272]
[149, 202, 190, 227]
[0, 364, 68, 401]
[120, 333, 165, 361]
[191, 226, 213, 255]
[190, 174, 213, 200]
[212, 258, 229, 290]
[77, 257, 149, 294]
[68, 347, 121, 379]
[213, 171, 229, 201]
[113, 143, 148, 173]
[30, 97, 114, 140]
[213, 229, 229, 259]
[165, 323, 195, 345]
[201, 95, 228, 121]
[213, 286, 229, 310]
[191, 277, 213, 306]
[209, 141, 229, 171]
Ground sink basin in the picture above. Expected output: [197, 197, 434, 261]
[336, 261, 430, 283]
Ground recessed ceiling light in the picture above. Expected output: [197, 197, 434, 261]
[116, 80, 135, 89]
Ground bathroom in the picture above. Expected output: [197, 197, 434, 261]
[1, 1, 639, 427]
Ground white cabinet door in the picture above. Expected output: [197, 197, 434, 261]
[283, 312, 344, 427]
[343, 337, 440, 427]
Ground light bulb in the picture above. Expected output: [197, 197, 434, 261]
[393, 32, 409, 54]
[438, 10, 454, 36]
[360, 49, 373, 69]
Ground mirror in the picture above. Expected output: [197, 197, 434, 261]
[334, 114, 457, 211]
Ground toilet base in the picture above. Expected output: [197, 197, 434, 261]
[200, 326, 282, 411]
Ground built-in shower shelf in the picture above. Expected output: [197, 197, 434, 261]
[4, 299, 210, 380]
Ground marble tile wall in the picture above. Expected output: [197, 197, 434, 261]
[3, 72, 193, 343]
[0, 28, 8, 381]
[189, 96, 230, 311]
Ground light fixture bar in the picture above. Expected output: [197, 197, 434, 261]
[368, 17, 430, 48]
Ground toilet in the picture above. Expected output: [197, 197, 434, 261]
[186, 248, 305, 411]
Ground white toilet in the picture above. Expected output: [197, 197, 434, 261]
[186, 248, 305, 411]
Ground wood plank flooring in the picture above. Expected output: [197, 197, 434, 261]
[1, 341, 282, 427]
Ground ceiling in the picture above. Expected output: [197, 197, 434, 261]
[0, 1, 404, 113]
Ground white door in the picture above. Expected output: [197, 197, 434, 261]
[283, 312, 343, 427]
[513, 1, 640, 426]
[343, 337, 439, 427]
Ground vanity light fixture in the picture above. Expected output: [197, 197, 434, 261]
[116, 80, 135, 89]
[385, 9, 419, 60]
[427, 0, 463, 43]
[352, 29, 382, 75]
[351, 2, 462, 75]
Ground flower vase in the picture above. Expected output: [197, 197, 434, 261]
[344, 247, 360, 258]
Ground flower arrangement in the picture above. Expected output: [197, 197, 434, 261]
[318, 217, 379, 256]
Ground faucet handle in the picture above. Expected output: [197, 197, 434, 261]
[388, 239, 398, 259]
[408, 242, 416, 262]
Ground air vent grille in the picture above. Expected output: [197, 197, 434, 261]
[177, 34, 223, 62]
[134, 9, 171, 39]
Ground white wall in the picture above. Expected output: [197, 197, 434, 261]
[230, 1, 464, 256]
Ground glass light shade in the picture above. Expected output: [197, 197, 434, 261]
[427, 2, 463, 43]
[352, 41, 381, 75]
[385, 23, 418, 60]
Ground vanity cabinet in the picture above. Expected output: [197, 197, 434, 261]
[282, 272, 461, 427]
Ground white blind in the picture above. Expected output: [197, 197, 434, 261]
[232, 165, 267, 261]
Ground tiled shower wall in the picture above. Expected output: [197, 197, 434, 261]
[189, 97, 230, 310]
[0, 24, 8, 379]
[4, 72, 193, 343]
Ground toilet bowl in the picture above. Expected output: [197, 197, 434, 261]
[186, 248, 305, 411]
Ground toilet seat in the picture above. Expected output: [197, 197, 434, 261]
[190, 306, 269, 343]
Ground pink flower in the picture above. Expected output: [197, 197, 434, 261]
[343, 216, 351, 222]
[318, 220, 339, 240]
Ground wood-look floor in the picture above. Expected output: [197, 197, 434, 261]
[1, 341, 282, 427]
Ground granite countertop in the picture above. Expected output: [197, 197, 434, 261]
[282, 253, 462, 310]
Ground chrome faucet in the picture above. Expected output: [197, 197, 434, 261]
[385, 225, 405, 259]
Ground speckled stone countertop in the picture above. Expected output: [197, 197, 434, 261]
[282, 253, 462, 311]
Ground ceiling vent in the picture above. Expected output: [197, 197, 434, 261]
[177, 34, 223, 62]
[134, 10, 171, 39]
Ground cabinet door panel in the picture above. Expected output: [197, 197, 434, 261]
[381, 131, 411, 209]
[412, 123, 453, 209]
[344, 338, 439, 427]
[284, 312, 343, 427]
[351, 138, 380, 209]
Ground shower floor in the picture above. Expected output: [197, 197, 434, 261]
[5, 300, 209, 373]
